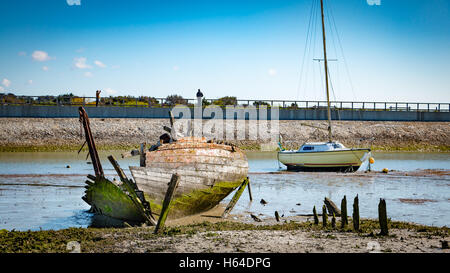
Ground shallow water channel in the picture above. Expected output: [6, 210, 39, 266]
[0, 151, 448, 231]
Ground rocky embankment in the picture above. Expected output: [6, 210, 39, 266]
[0, 118, 448, 152]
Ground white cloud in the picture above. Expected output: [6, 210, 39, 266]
[74, 57, 92, 69]
[94, 60, 106, 68]
[367, 0, 381, 5]
[0, 86, 4, 92]
[18, 51, 26, 57]
[111, 65, 120, 69]
[32, 50, 51, 62]
[66, 0, 81, 6]
[104, 88, 117, 95]
[173, 65, 180, 71]
[84, 71, 93, 78]
[268, 68, 277, 76]
[27, 80, 33, 85]
[2, 78, 11, 87]
[42, 66, 49, 71]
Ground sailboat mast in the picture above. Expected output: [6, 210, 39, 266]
[320, 0, 333, 142]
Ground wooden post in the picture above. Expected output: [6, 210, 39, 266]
[352, 195, 360, 232]
[247, 179, 253, 201]
[154, 174, 180, 234]
[222, 177, 250, 218]
[322, 205, 328, 227]
[140, 143, 146, 167]
[340, 196, 348, 228]
[275, 211, 280, 222]
[313, 206, 319, 225]
[331, 212, 336, 228]
[378, 198, 389, 236]
[324, 197, 341, 216]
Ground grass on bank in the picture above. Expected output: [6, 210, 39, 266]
[1, 219, 448, 253]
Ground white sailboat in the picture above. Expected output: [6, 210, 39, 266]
[278, 0, 371, 172]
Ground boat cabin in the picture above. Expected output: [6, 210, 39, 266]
[298, 142, 346, 152]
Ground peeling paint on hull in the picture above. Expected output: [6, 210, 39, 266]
[130, 137, 249, 218]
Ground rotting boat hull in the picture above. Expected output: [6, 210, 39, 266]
[130, 137, 249, 218]
[83, 177, 147, 223]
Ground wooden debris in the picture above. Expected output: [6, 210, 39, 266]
[378, 198, 389, 236]
[222, 177, 250, 218]
[353, 195, 360, 231]
[154, 174, 180, 234]
[251, 214, 262, 222]
[322, 205, 328, 227]
[108, 155, 156, 226]
[78, 107, 104, 178]
[260, 199, 268, 205]
[247, 179, 253, 201]
[121, 149, 140, 158]
[324, 197, 341, 216]
[87, 174, 97, 182]
[313, 206, 319, 225]
[340, 195, 348, 228]
[275, 211, 280, 222]
[163, 125, 172, 133]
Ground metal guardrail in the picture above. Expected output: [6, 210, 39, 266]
[0, 95, 449, 112]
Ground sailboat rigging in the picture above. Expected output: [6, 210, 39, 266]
[277, 0, 372, 172]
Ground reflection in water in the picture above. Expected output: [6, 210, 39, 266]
[0, 151, 449, 230]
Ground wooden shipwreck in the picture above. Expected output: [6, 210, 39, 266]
[78, 107, 249, 225]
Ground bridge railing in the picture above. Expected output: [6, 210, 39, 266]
[0, 95, 448, 112]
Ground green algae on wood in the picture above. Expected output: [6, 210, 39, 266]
[84, 177, 145, 222]
[222, 177, 250, 218]
[155, 174, 180, 234]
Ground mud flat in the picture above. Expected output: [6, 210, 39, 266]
[0, 215, 448, 253]
[0, 118, 449, 152]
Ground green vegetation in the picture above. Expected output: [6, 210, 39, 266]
[212, 96, 237, 106]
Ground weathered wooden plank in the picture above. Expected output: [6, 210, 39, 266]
[146, 154, 247, 166]
[222, 177, 250, 218]
[132, 167, 246, 184]
[247, 179, 253, 201]
[87, 174, 96, 181]
[78, 107, 104, 178]
[154, 174, 180, 234]
[324, 197, 341, 216]
[107, 155, 156, 226]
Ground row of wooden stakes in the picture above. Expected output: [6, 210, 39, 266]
[312, 195, 389, 235]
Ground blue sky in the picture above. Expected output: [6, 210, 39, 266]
[0, 0, 449, 102]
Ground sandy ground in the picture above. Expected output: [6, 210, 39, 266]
[0, 118, 449, 151]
